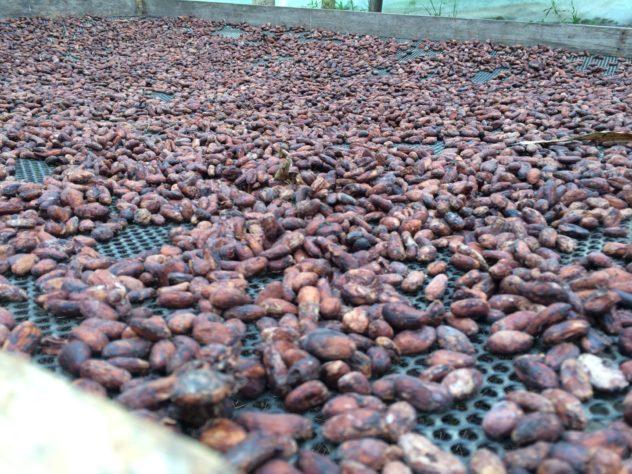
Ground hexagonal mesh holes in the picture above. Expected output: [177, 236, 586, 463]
[4, 219, 631, 460]
[3, 275, 75, 373]
[472, 68, 508, 84]
[95, 223, 182, 259]
[233, 221, 632, 460]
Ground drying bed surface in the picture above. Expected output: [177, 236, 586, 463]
[1, 16, 632, 474]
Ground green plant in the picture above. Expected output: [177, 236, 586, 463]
[542, 0, 566, 22]
[423, 0, 443, 16]
[309, 0, 361, 10]
[334, 0, 359, 10]
[423, 0, 458, 17]
[450, 0, 458, 17]
[569, 0, 582, 23]
[577, 17, 617, 25]
[541, 0, 612, 26]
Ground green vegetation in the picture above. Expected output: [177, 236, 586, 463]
[307, 0, 361, 10]
[336, 0, 360, 10]
[569, 0, 581, 23]
[542, 0, 565, 22]
[305, 0, 620, 25]
[572, 17, 617, 26]
[421, 0, 458, 17]
[540, 0, 615, 26]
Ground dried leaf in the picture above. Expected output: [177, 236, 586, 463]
[519, 131, 632, 146]
[274, 149, 294, 183]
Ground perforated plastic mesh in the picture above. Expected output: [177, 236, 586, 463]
[371, 44, 440, 75]
[4, 275, 75, 373]
[396, 141, 445, 156]
[1, 222, 186, 372]
[472, 68, 508, 84]
[250, 57, 269, 68]
[148, 91, 174, 102]
[95, 223, 181, 258]
[214, 26, 244, 38]
[294, 32, 342, 44]
[574, 55, 620, 76]
[236, 272, 338, 456]
[296, 34, 318, 44]
[396, 47, 438, 63]
[143, 294, 172, 318]
[14, 158, 51, 183]
[433, 141, 445, 155]
[559, 219, 632, 265]
[243, 273, 286, 357]
[2, 212, 630, 459]
[231, 220, 632, 459]
[6, 145, 632, 463]
[374, 67, 390, 76]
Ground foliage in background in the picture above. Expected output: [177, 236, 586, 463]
[422, 0, 458, 17]
[569, 0, 581, 23]
[542, 0, 565, 21]
[306, 0, 624, 25]
[307, 0, 362, 10]
[539, 0, 618, 25]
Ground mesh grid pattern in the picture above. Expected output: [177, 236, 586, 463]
[4, 276, 75, 373]
[14, 158, 52, 183]
[1, 215, 628, 459]
[231, 220, 632, 459]
[95, 223, 179, 258]
[374, 67, 390, 76]
[574, 55, 620, 76]
[143, 295, 172, 318]
[294, 32, 342, 44]
[2, 20, 631, 468]
[559, 219, 632, 265]
[472, 68, 508, 84]
[372, 45, 439, 74]
[397, 47, 440, 63]
[232, 251, 512, 458]
[433, 140, 445, 155]
[214, 26, 244, 38]
[396, 141, 445, 156]
[0, 222, 186, 372]
[397, 48, 428, 63]
[148, 91, 174, 102]
[250, 57, 269, 68]
[237, 272, 338, 456]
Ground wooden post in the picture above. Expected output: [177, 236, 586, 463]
[368, 0, 383, 12]
[135, 0, 146, 15]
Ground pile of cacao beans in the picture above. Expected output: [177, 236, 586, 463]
[1, 15, 632, 474]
